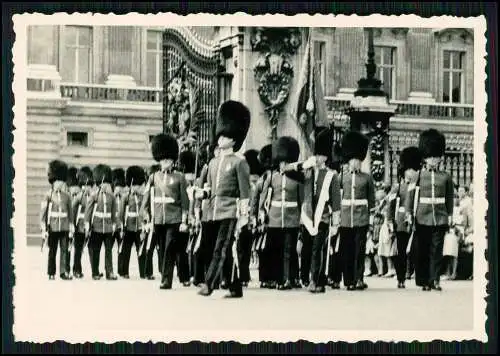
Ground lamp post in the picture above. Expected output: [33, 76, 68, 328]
[345, 27, 397, 189]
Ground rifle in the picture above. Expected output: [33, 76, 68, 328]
[144, 174, 156, 255]
[325, 207, 333, 277]
[118, 179, 133, 255]
[334, 166, 343, 254]
[406, 172, 421, 254]
[41, 185, 54, 252]
[256, 172, 273, 252]
[85, 177, 105, 247]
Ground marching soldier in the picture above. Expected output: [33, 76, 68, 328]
[262, 136, 304, 290]
[141, 134, 189, 290]
[117, 165, 146, 279]
[112, 168, 126, 276]
[405, 129, 454, 291]
[387, 146, 422, 289]
[176, 150, 196, 287]
[84, 164, 119, 281]
[298, 128, 341, 294]
[240, 149, 263, 286]
[40, 160, 74, 280]
[338, 131, 375, 291]
[71, 166, 94, 279]
[65, 167, 80, 275]
[197, 100, 251, 299]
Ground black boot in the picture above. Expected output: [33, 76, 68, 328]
[431, 281, 442, 291]
[198, 284, 213, 296]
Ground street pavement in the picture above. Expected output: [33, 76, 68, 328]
[13, 246, 474, 342]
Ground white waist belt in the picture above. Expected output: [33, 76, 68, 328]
[398, 207, 406, 213]
[341, 199, 368, 206]
[50, 212, 68, 218]
[420, 197, 445, 204]
[154, 197, 175, 204]
[271, 200, 298, 208]
[94, 212, 112, 218]
[126, 212, 139, 218]
[76, 213, 85, 221]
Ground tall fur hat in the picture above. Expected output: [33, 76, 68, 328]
[399, 146, 423, 174]
[258, 144, 273, 171]
[151, 133, 179, 162]
[244, 149, 263, 176]
[48, 160, 68, 184]
[112, 168, 126, 187]
[314, 127, 332, 158]
[93, 164, 112, 185]
[126, 165, 145, 186]
[179, 150, 196, 174]
[272, 136, 300, 165]
[215, 100, 251, 152]
[341, 131, 369, 162]
[77, 166, 93, 186]
[329, 142, 343, 171]
[419, 129, 446, 158]
[67, 166, 78, 187]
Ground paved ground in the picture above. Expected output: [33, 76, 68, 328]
[13, 246, 474, 342]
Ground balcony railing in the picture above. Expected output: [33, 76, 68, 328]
[60, 83, 163, 104]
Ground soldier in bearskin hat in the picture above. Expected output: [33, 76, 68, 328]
[71, 166, 93, 279]
[196, 100, 251, 298]
[141, 134, 189, 289]
[405, 129, 454, 291]
[117, 165, 146, 278]
[387, 146, 422, 289]
[299, 127, 342, 294]
[84, 164, 119, 280]
[111, 168, 126, 276]
[65, 166, 80, 274]
[40, 159, 74, 280]
[338, 131, 376, 291]
[258, 136, 304, 291]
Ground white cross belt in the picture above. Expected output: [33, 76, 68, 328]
[94, 211, 112, 218]
[420, 197, 445, 204]
[153, 197, 175, 204]
[125, 212, 139, 218]
[271, 200, 298, 208]
[341, 199, 368, 206]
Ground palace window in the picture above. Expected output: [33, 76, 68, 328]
[146, 31, 163, 87]
[60, 26, 93, 83]
[313, 40, 326, 92]
[374, 46, 396, 99]
[67, 131, 89, 147]
[442, 50, 465, 103]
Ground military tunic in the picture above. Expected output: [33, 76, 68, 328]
[70, 188, 91, 277]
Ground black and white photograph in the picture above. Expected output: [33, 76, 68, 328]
[11, 13, 488, 344]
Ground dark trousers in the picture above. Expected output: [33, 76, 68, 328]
[143, 230, 159, 278]
[238, 227, 254, 283]
[310, 223, 329, 287]
[271, 227, 299, 284]
[394, 231, 410, 283]
[194, 221, 217, 285]
[175, 231, 190, 283]
[155, 224, 180, 287]
[257, 231, 271, 283]
[327, 233, 343, 283]
[88, 232, 115, 277]
[339, 226, 368, 287]
[204, 219, 241, 294]
[118, 231, 143, 277]
[71, 232, 86, 275]
[267, 228, 284, 284]
[300, 230, 313, 284]
[415, 224, 447, 286]
[47, 231, 69, 276]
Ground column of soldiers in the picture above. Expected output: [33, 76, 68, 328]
[40, 99, 456, 295]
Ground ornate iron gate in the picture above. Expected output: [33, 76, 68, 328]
[162, 28, 219, 151]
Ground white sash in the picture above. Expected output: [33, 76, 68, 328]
[301, 170, 334, 236]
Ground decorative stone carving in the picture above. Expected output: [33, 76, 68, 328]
[390, 28, 409, 39]
[250, 27, 302, 139]
[434, 28, 474, 45]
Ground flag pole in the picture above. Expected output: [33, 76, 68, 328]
[307, 27, 317, 215]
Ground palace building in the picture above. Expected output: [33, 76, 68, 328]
[25, 26, 474, 240]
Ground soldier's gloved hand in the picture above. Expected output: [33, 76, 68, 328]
[329, 224, 339, 238]
[112, 224, 117, 234]
[84, 222, 90, 236]
[388, 222, 394, 235]
[302, 156, 317, 170]
[179, 222, 189, 233]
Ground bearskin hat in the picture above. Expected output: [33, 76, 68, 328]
[244, 149, 263, 176]
[179, 150, 196, 174]
[330, 142, 343, 172]
[77, 166, 93, 186]
[341, 131, 369, 162]
[399, 146, 423, 174]
[215, 100, 251, 152]
[151, 133, 179, 162]
[67, 166, 78, 187]
[272, 136, 300, 165]
[112, 168, 126, 187]
[419, 129, 446, 158]
[148, 164, 161, 177]
[314, 127, 332, 158]
[93, 164, 112, 185]
[47, 160, 68, 184]
[258, 144, 273, 171]
[126, 165, 145, 186]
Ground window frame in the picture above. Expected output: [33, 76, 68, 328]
[143, 29, 164, 88]
[63, 127, 94, 149]
[313, 40, 327, 93]
[58, 25, 94, 84]
[374, 45, 397, 100]
[441, 49, 466, 104]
